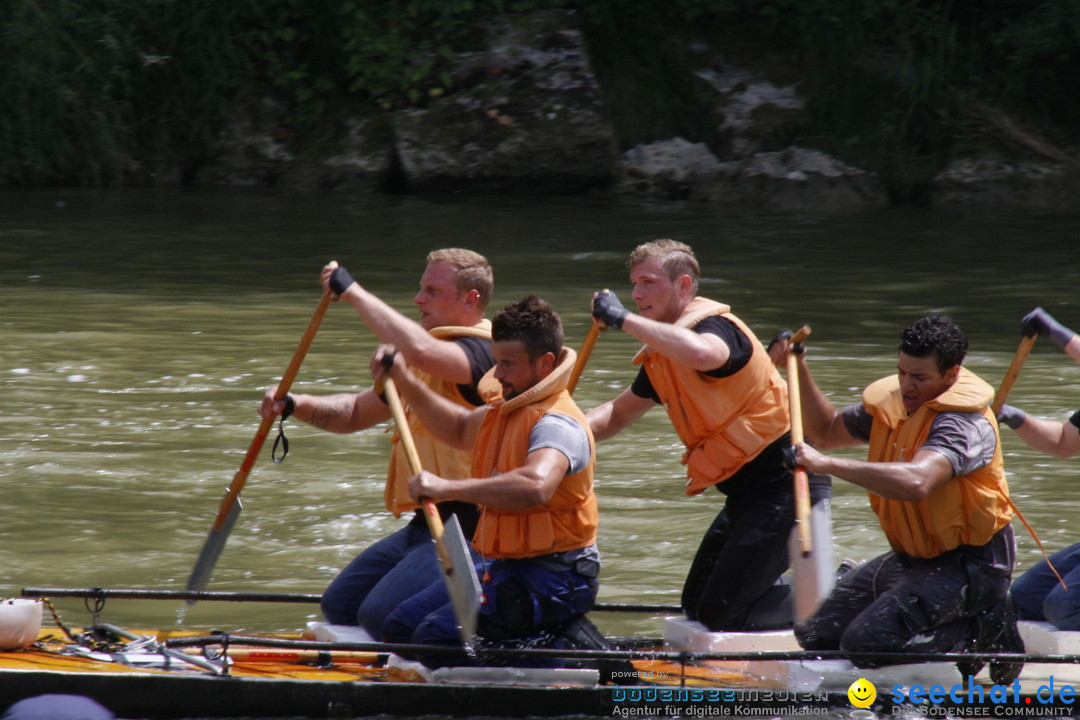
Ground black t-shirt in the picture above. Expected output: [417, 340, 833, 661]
[455, 335, 495, 407]
[630, 316, 754, 402]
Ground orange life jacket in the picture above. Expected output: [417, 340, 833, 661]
[862, 367, 1012, 558]
[633, 297, 790, 495]
[384, 320, 493, 517]
[471, 347, 598, 559]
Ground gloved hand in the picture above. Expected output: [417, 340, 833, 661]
[592, 289, 628, 330]
[781, 444, 798, 471]
[767, 329, 806, 355]
[996, 404, 1027, 430]
[328, 265, 357, 297]
[1022, 307, 1075, 348]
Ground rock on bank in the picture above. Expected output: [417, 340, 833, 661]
[186, 10, 1077, 211]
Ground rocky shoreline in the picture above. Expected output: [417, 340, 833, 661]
[157, 11, 1078, 212]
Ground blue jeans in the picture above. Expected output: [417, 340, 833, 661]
[1012, 541, 1080, 630]
[321, 520, 477, 638]
[382, 556, 598, 666]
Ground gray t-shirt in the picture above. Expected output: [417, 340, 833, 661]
[841, 403, 997, 476]
[528, 413, 592, 475]
[524, 412, 599, 574]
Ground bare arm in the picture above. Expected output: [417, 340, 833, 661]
[1012, 414, 1080, 459]
[617, 313, 730, 372]
[409, 447, 570, 511]
[378, 349, 485, 450]
[795, 443, 955, 501]
[260, 385, 391, 433]
[321, 263, 475, 384]
[1067, 334, 1080, 366]
[790, 351, 861, 449]
[586, 386, 655, 441]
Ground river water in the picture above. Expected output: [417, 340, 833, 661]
[2, 188, 1080, 707]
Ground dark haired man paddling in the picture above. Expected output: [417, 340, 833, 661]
[775, 314, 1022, 683]
[376, 295, 600, 659]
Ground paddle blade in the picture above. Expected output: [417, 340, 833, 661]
[184, 498, 242, 602]
[790, 499, 834, 624]
[441, 513, 481, 647]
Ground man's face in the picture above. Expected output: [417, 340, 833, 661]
[414, 261, 463, 330]
[629, 256, 685, 324]
[492, 340, 548, 400]
[897, 352, 958, 414]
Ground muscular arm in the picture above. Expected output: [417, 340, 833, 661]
[796, 444, 955, 501]
[792, 353, 862, 449]
[383, 356, 485, 451]
[619, 313, 730, 372]
[586, 386, 654, 441]
[409, 447, 570, 511]
[260, 385, 391, 433]
[1012, 414, 1080, 459]
[323, 265, 475, 384]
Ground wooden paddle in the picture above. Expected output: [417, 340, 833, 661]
[185, 290, 333, 599]
[786, 325, 813, 556]
[991, 334, 1037, 415]
[991, 332, 1067, 590]
[381, 375, 481, 649]
[567, 317, 606, 395]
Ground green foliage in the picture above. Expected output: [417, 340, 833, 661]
[2, 0, 1079, 189]
[0, 0, 254, 185]
[575, 0, 714, 148]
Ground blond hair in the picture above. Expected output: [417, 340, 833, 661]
[628, 239, 699, 293]
[426, 248, 494, 311]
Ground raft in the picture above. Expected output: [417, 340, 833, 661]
[3, 587, 1080, 719]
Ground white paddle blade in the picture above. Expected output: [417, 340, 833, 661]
[442, 513, 481, 647]
[790, 499, 834, 624]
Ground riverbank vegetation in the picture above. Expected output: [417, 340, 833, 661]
[3, 0, 1077, 199]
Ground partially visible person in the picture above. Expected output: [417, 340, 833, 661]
[1, 695, 114, 720]
[775, 314, 1022, 683]
[259, 249, 495, 638]
[585, 239, 830, 631]
[377, 295, 600, 663]
[998, 306, 1080, 631]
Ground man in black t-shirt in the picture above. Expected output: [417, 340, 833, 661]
[259, 249, 495, 639]
[588, 239, 830, 631]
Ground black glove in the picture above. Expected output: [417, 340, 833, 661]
[1022, 307, 1075, 348]
[781, 444, 798, 471]
[329, 265, 357, 296]
[592, 290, 628, 330]
[997, 404, 1027, 430]
[767, 329, 805, 355]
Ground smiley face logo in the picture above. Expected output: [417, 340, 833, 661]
[847, 678, 877, 708]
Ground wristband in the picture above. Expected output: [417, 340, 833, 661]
[1070, 409, 1080, 431]
[998, 405, 1026, 430]
[282, 394, 295, 420]
[329, 265, 356, 296]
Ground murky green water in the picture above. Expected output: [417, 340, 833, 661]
[2, 188, 1080, 658]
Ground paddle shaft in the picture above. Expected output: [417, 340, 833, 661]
[991, 334, 1037, 416]
[211, 291, 333, 531]
[381, 378, 453, 571]
[567, 318, 606, 395]
[786, 325, 812, 556]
